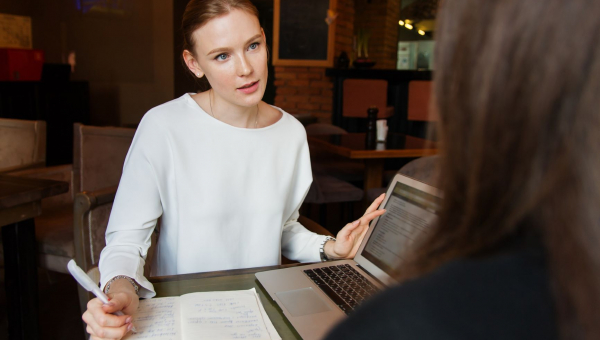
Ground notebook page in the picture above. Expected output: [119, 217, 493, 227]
[180, 288, 281, 340]
[124, 296, 181, 340]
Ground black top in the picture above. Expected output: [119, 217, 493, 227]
[324, 240, 557, 340]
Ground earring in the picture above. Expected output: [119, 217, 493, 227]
[196, 73, 200, 77]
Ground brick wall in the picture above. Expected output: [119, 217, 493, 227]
[273, 0, 400, 122]
[274, 0, 354, 123]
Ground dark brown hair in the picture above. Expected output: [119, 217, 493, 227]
[399, 0, 600, 338]
[181, 0, 260, 89]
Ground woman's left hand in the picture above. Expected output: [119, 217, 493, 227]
[325, 193, 386, 260]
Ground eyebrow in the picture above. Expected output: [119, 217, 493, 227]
[206, 34, 263, 56]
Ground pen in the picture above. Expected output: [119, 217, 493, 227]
[67, 259, 137, 333]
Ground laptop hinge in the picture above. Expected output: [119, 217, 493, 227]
[355, 264, 385, 286]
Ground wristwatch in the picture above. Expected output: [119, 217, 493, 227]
[319, 236, 336, 262]
[104, 275, 140, 296]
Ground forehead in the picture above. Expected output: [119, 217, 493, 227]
[192, 9, 261, 53]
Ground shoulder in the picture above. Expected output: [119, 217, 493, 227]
[139, 94, 197, 129]
[325, 246, 557, 340]
[268, 104, 307, 139]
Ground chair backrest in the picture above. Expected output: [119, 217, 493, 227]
[0, 118, 46, 172]
[73, 123, 135, 193]
[342, 79, 393, 118]
[408, 80, 437, 122]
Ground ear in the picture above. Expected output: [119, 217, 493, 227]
[183, 50, 204, 78]
[261, 28, 266, 42]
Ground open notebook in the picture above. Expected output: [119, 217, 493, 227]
[124, 288, 281, 340]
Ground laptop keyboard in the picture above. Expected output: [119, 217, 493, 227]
[303, 264, 380, 315]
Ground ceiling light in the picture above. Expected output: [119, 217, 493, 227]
[405, 23, 413, 30]
[418, 30, 425, 35]
[398, 20, 405, 26]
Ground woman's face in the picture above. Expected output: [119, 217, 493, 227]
[189, 9, 267, 108]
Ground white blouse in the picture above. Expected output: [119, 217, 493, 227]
[99, 93, 327, 298]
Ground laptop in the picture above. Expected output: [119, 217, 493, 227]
[256, 173, 443, 340]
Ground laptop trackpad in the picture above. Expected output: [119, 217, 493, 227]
[276, 287, 332, 316]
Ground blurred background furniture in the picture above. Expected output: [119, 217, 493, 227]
[0, 174, 69, 340]
[8, 164, 74, 274]
[342, 79, 394, 120]
[307, 132, 437, 193]
[0, 81, 90, 166]
[305, 123, 363, 183]
[407, 80, 437, 139]
[0, 118, 46, 173]
[326, 68, 433, 138]
[304, 123, 364, 229]
[366, 155, 440, 202]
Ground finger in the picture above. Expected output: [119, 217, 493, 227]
[361, 208, 385, 223]
[337, 220, 360, 239]
[88, 302, 130, 328]
[88, 321, 131, 340]
[364, 193, 386, 215]
[102, 292, 131, 314]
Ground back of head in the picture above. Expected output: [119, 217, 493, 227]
[401, 1, 600, 338]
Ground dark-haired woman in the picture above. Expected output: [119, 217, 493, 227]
[81, 1, 385, 339]
[326, 0, 600, 339]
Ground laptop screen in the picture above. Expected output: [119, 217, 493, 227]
[361, 180, 442, 276]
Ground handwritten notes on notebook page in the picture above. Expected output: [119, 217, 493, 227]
[124, 288, 281, 340]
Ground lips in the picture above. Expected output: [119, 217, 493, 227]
[237, 80, 260, 94]
[238, 81, 258, 89]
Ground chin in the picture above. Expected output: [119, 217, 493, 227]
[238, 88, 265, 106]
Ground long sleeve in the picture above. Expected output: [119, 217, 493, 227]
[99, 114, 168, 298]
[282, 206, 329, 263]
[281, 137, 328, 263]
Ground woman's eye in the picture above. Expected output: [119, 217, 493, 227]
[249, 43, 259, 50]
[216, 54, 228, 61]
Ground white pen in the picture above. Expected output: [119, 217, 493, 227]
[67, 259, 137, 333]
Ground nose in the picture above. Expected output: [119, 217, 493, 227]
[236, 54, 253, 77]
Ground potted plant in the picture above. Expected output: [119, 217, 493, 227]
[353, 29, 376, 68]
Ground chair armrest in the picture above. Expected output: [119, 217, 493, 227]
[73, 186, 118, 273]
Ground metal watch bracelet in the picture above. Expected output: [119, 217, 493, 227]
[104, 275, 139, 296]
[319, 236, 336, 262]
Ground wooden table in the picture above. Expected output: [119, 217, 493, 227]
[150, 265, 303, 340]
[308, 133, 437, 192]
[0, 175, 69, 340]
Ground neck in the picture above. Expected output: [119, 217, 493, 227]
[210, 89, 259, 129]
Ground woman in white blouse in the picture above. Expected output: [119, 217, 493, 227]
[82, 1, 386, 339]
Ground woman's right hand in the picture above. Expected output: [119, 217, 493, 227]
[82, 280, 139, 340]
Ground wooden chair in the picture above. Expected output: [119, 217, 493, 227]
[342, 79, 394, 119]
[0, 118, 46, 173]
[70, 123, 136, 316]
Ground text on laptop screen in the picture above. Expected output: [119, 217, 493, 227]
[362, 181, 441, 275]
